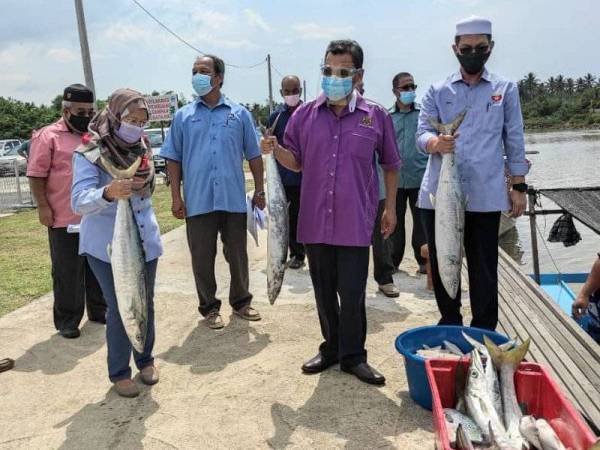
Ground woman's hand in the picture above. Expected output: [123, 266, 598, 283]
[104, 179, 133, 201]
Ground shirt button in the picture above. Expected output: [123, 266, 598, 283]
[333, 135, 338, 140]
[328, 209, 332, 213]
[329, 172, 334, 177]
[328, 191, 333, 195]
[332, 153, 336, 157]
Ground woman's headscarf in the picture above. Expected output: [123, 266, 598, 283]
[86, 88, 154, 194]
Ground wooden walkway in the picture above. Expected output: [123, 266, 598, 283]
[495, 248, 600, 430]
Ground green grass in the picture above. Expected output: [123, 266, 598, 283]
[0, 184, 178, 317]
[0, 181, 259, 318]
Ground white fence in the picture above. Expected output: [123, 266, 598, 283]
[0, 160, 35, 211]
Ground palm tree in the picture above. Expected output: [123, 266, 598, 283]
[576, 77, 586, 93]
[546, 76, 556, 95]
[584, 73, 596, 89]
[566, 78, 575, 95]
[555, 75, 566, 95]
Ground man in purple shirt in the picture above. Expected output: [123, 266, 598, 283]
[261, 40, 401, 385]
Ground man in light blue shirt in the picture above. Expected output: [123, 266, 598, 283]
[416, 16, 529, 330]
[160, 55, 265, 329]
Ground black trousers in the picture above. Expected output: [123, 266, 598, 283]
[420, 209, 501, 330]
[47, 227, 105, 331]
[186, 212, 252, 316]
[391, 188, 426, 267]
[305, 244, 369, 368]
[372, 200, 395, 285]
[284, 185, 305, 262]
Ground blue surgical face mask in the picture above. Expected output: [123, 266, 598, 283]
[116, 121, 144, 144]
[399, 91, 416, 105]
[192, 73, 213, 97]
[321, 76, 353, 102]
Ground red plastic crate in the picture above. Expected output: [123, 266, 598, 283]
[425, 359, 598, 450]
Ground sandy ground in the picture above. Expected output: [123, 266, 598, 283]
[0, 220, 452, 449]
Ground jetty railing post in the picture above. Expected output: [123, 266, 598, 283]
[528, 186, 541, 284]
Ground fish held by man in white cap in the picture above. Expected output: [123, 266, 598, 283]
[415, 15, 529, 330]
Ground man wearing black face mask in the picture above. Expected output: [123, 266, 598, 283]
[28, 83, 106, 339]
[416, 16, 529, 330]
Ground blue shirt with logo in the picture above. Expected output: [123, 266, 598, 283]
[160, 95, 261, 217]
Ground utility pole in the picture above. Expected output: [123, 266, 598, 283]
[267, 54, 274, 114]
[74, 0, 96, 97]
[303, 80, 307, 102]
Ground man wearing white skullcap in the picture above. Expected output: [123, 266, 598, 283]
[415, 16, 529, 330]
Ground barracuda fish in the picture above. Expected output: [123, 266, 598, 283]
[456, 424, 476, 450]
[485, 336, 531, 450]
[260, 116, 289, 304]
[462, 332, 503, 419]
[101, 156, 148, 353]
[536, 419, 567, 450]
[465, 349, 509, 446]
[519, 416, 542, 450]
[428, 111, 467, 299]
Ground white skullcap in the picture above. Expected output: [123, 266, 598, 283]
[455, 15, 492, 36]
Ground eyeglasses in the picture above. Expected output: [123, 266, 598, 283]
[320, 65, 359, 78]
[395, 84, 417, 91]
[458, 45, 490, 55]
[122, 117, 148, 128]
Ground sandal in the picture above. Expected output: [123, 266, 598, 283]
[0, 358, 15, 373]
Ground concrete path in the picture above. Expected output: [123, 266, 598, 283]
[0, 223, 451, 449]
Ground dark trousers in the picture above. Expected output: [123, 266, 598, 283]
[284, 185, 305, 262]
[186, 212, 252, 316]
[391, 188, 426, 267]
[87, 256, 156, 382]
[420, 209, 501, 330]
[305, 244, 369, 368]
[48, 227, 105, 331]
[372, 200, 395, 285]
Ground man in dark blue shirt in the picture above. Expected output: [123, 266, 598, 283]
[266, 75, 305, 269]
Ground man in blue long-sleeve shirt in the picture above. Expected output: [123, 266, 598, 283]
[416, 16, 529, 330]
[266, 75, 305, 269]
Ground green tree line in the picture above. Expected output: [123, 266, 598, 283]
[3, 74, 600, 140]
[518, 72, 600, 129]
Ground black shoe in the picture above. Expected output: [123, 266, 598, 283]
[288, 258, 305, 269]
[59, 329, 80, 339]
[301, 353, 338, 374]
[341, 362, 386, 385]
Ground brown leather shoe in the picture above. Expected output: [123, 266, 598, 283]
[233, 306, 261, 321]
[140, 365, 159, 385]
[114, 379, 140, 398]
[206, 310, 224, 329]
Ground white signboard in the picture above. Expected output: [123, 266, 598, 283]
[145, 94, 178, 122]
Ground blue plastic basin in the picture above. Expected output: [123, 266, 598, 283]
[395, 325, 509, 410]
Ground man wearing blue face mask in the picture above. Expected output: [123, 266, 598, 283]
[161, 55, 265, 330]
[388, 73, 428, 277]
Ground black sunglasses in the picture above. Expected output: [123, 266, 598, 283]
[395, 84, 417, 91]
[458, 45, 490, 55]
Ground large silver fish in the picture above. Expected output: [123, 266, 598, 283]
[465, 349, 509, 447]
[102, 156, 148, 353]
[485, 336, 531, 450]
[261, 116, 289, 304]
[428, 111, 467, 299]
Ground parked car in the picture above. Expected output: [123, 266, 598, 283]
[0, 146, 27, 176]
[16, 140, 30, 160]
[144, 128, 167, 173]
[0, 139, 22, 157]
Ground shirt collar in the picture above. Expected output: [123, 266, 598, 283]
[451, 68, 492, 84]
[315, 90, 369, 114]
[197, 94, 230, 109]
[57, 117, 73, 133]
[390, 102, 419, 114]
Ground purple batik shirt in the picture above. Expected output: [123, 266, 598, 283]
[283, 93, 401, 247]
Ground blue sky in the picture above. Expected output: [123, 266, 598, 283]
[2, 0, 599, 108]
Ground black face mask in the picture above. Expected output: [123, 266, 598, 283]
[67, 114, 91, 133]
[456, 52, 490, 75]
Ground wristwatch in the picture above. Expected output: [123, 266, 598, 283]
[512, 183, 528, 193]
[256, 191, 266, 197]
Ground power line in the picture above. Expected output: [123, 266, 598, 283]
[131, 0, 267, 69]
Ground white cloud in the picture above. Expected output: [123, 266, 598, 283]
[192, 10, 235, 30]
[292, 23, 354, 40]
[47, 48, 77, 63]
[244, 8, 271, 32]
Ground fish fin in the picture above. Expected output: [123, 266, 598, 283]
[449, 110, 467, 135]
[456, 424, 474, 450]
[461, 331, 487, 354]
[100, 155, 141, 180]
[499, 340, 517, 351]
[429, 193, 436, 208]
[427, 116, 444, 134]
[484, 335, 530, 369]
[444, 340, 464, 356]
